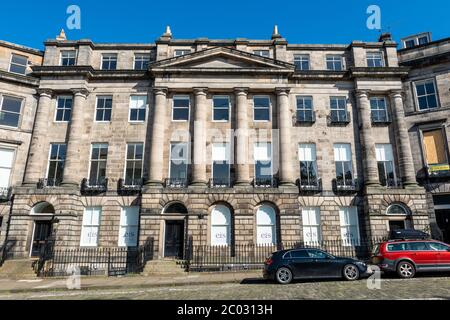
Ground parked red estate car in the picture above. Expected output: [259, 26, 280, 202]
[371, 239, 450, 278]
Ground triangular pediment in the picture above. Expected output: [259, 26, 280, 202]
[150, 47, 294, 74]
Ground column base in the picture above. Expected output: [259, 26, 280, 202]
[403, 181, 419, 189]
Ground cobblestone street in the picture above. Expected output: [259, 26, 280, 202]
[0, 275, 449, 300]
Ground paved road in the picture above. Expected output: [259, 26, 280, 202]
[0, 275, 449, 300]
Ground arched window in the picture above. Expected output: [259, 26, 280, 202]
[256, 205, 277, 245]
[210, 205, 231, 246]
[387, 204, 409, 215]
[164, 203, 188, 214]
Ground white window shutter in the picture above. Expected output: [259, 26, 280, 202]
[299, 144, 316, 161]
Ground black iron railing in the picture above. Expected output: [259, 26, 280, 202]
[327, 111, 351, 125]
[118, 178, 143, 194]
[81, 178, 108, 194]
[185, 238, 387, 272]
[165, 178, 188, 188]
[297, 177, 322, 193]
[34, 238, 154, 277]
[253, 177, 278, 188]
[0, 187, 12, 201]
[209, 178, 232, 188]
[296, 111, 316, 124]
[37, 178, 62, 189]
[332, 178, 359, 193]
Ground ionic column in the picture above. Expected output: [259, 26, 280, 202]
[61, 88, 89, 187]
[276, 88, 295, 186]
[390, 90, 417, 187]
[147, 87, 168, 186]
[235, 88, 250, 186]
[191, 88, 208, 186]
[356, 90, 380, 186]
[23, 89, 53, 186]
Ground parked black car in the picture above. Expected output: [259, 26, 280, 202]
[263, 248, 371, 284]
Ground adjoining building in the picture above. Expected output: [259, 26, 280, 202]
[0, 40, 42, 250]
[399, 33, 450, 243]
[1, 27, 447, 263]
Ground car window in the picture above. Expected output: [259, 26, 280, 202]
[307, 250, 328, 259]
[429, 242, 450, 251]
[290, 250, 309, 258]
[387, 243, 407, 251]
[406, 242, 430, 251]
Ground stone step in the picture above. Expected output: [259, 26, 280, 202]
[143, 259, 187, 276]
[0, 259, 38, 279]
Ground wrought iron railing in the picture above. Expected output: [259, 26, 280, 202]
[81, 177, 108, 194]
[185, 238, 387, 272]
[332, 178, 359, 193]
[296, 111, 316, 124]
[297, 177, 322, 193]
[164, 178, 188, 188]
[34, 238, 155, 277]
[37, 178, 62, 189]
[209, 178, 232, 188]
[327, 111, 351, 125]
[118, 178, 143, 194]
[253, 177, 278, 188]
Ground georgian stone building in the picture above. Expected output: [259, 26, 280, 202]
[398, 34, 450, 243]
[0, 41, 42, 248]
[1, 27, 445, 260]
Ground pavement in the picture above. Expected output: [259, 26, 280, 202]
[0, 271, 261, 293]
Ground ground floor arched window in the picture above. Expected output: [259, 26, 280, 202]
[387, 204, 413, 230]
[210, 205, 231, 246]
[256, 205, 277, 245]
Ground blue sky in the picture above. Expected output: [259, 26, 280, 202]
[1, 0, 449, 49]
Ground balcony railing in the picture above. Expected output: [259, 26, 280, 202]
[297, 177, 322, 193]
[209, 178, 232, 188]
[381, 178, 402, 189]
[296, 112, 316, 125]
[332, 178, 359, 193]
[164, 178, 188, 188]
[0, 187, 12, 201]
[118, 178, 143, 194]
[81, 178, 108, 194]
[253, 177, 278, 188]
[37, 178, 62, 189]
[327, 111, 351, 125]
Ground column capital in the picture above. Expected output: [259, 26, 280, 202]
[234, 87, 249, 95]
[193, 87, 208, 96]
[71, 88, 90, 98]
[275, 87, 290, 95]
[153, 87, 168, 96]
[389, 90, 404, 98]
[355, 89, 370, 98]
[36, 88, 54, 98]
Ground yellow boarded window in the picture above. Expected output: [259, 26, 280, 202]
[423, 129, 448, 165]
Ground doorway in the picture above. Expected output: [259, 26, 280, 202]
[435, 210, 450, 244]
[31, 221, 52, 257]
[164, 220, 185, 259]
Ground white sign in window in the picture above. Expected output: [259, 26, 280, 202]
[80, 207, 102, 247]
[0, 148, 15, 189]
[210, 205, 231, 246]
[256, 205, 277, 245]
[299, 144, 316, 162]
[339, 207, 360, 246]
[118, 206, 139, 247]
[334, 144, 352, 162]
[302, 208, 321, 244]
[129, 95, 147, 122]
[375, 144, 394, 162]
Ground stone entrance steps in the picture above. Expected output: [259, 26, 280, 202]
[0, 259, 38, 279]
[142, 259, 187, 276]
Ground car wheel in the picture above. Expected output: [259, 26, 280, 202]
[276, 267, 293, 285]
[343, 264, 360, 281]
[397, 261, 416, 279]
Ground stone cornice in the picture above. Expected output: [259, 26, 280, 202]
[349, 67, 410, 78]
[290, 70, 348, 80]
[0, 70, 39, 87]
[31, 66, 149, 80]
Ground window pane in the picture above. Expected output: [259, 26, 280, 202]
[0, 112, 20, 127]
[2, 97, 22, 113]
[254, 108, 270, 121]
[214, 109, 229, 121]
[173, 108, 189, 120]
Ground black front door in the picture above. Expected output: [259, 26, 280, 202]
[164, 220, 185, 258]
[31, 221, 52, 257]
[436, 210, 450, 244]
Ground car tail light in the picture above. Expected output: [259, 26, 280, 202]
[265, 258, 273, 266]
[371, 255, 384, 265]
